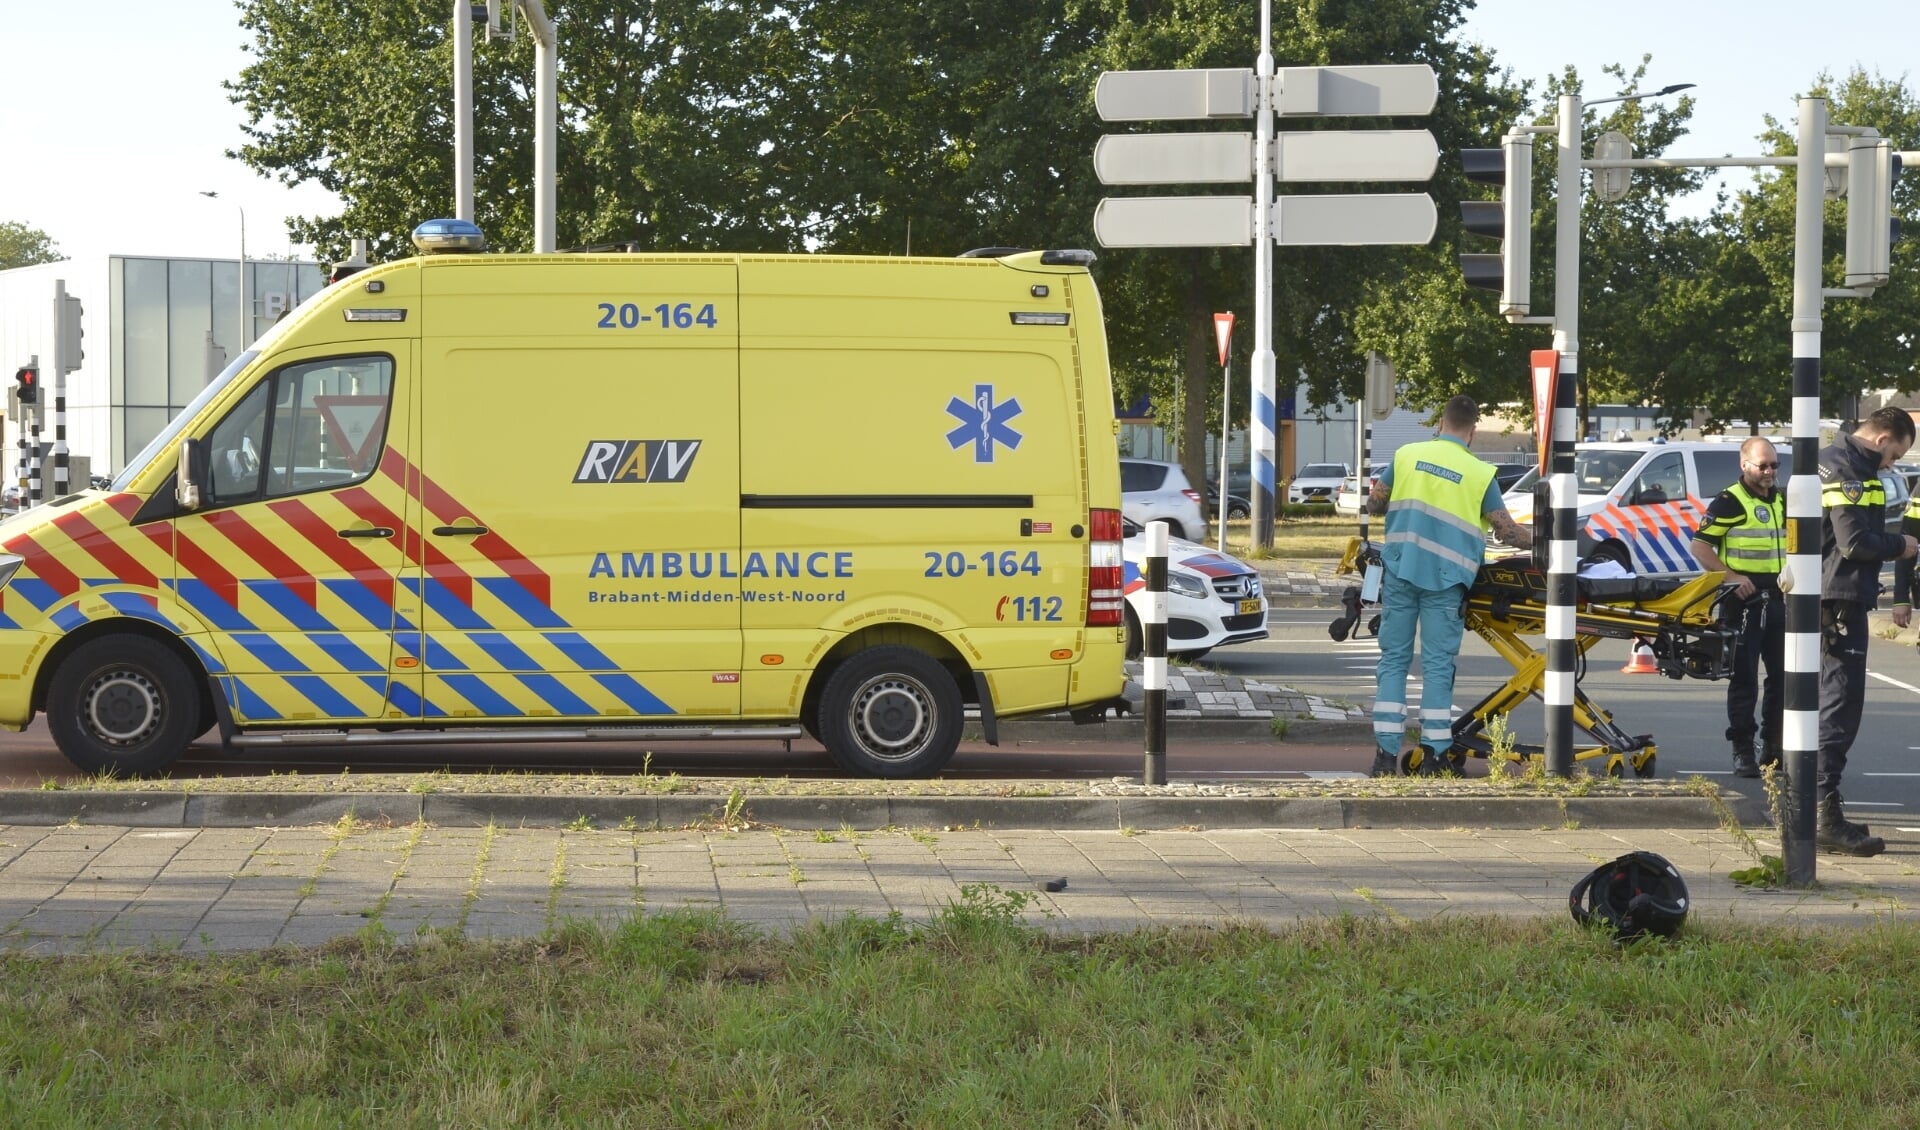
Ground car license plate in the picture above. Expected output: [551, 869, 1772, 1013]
[1238, 598, 1262, 616]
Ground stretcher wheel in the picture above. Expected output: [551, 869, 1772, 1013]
[1367, 614, 1381, 636]
[1604, 754, 1626, 778]
[1632, 752, 1658, 779]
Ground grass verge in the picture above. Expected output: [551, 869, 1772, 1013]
[3, 902, 1919, 1124]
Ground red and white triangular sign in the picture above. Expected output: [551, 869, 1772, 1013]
[1213, 311, 1235, 368]
[313, 395, 390, 473]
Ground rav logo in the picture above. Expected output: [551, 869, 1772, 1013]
[574, 440, 701, 483]
[945, 383, 1023, 463]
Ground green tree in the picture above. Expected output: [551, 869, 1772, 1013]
[1671, 69, 1920, 424]
[0, 221, 61, 270]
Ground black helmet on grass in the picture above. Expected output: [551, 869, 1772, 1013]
[1569, 851, 1689, 942]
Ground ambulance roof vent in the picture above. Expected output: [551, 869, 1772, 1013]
[411, 218, 488, 254]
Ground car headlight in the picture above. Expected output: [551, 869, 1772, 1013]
[1166, 571, 1209, 599]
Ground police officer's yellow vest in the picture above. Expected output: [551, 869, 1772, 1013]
[1383, 438, 1496, 589]
[1713, 483, 1784, 575]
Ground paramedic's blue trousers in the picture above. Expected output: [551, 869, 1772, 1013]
[1372, 572, 1467, 755]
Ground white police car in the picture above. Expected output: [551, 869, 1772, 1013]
[1120, 522, 1269, 660]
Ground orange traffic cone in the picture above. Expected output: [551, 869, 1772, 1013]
[1620, 639, 1658, 675]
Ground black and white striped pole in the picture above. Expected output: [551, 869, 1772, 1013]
[50, 279, 75, 500]
[1780, 97, 1829, 886]
[1143, 519, 1169, 785]
[1542, 92, 1583, 778]
[28, 413, 41, 508]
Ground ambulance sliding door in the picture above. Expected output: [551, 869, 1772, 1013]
[414, 261, 740, 723]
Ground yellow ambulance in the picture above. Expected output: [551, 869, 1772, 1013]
[0, 221, 1128, 778]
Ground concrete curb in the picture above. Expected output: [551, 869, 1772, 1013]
[969, 718, 1373, 744]
[0, 789, 1761, 831]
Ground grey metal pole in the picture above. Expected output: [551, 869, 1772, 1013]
[1782, 96, 1828, 886]
[1544, 92, 1582, 777]
[1250, 0, 1276, 549]
[1143, 520, 1169, 785]
[454, 0, 475, 222]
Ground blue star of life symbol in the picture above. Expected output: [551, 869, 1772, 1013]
[945, 383, 1023, 463]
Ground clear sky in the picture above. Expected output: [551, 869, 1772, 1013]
[3, 1, 1917, 268]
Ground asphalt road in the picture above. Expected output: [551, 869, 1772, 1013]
[1204, 605, 1920, 825]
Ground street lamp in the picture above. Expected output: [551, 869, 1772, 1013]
[1584, 83, 1696, 109]
[198, 191, 249, 349]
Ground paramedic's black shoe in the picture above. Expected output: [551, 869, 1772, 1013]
[1369, 751, 1399, 778]
[1329, 587, 1362, 642]
[1730, 741, 1759, 779]
[1817, 796, 1886, 857]
[1757, 741, 1781, 771]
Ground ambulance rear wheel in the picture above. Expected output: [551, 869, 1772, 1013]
[46, 635, 200, 777]
[818, 647, 962, 779]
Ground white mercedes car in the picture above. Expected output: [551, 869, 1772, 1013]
[1120, 524, 1269, 661]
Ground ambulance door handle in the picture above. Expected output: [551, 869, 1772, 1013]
[433, 524, 489, 536]
[338, 526, 394, 539]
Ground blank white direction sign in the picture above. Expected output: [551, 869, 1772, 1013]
[1094, 133, 1253, 184]
[1274, 194, 1436, 246]
[1094, 196, 1253, 247]
[1094, 68, 1255, 121]
[1276, 130, 1437, 183]
[1276, 65, 1439, 117]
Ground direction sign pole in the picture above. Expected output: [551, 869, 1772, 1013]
[1251, 0, 1277, 548]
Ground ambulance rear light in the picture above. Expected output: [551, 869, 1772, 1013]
[1010, 311, 1070, 326]
[1039, 249, 1096, 266]
[1087, 507, 1125, 627]
[343, 309, 408, 322]
[411, 218, 488, 254]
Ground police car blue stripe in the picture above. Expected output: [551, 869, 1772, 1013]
[467, 631, 543, 671]
[175, 579, 256, 631]
[594, 673, 672, 714]
[514, 673, 596, 715]
[230, 633, 311, 673]
[284, 675, 367, 718]
[245, 580, 335, 632]
[544, 631, 615, 670]
[439, 674, 521, 716]
[478, 577, 568, 628]
[308, 632, 385, 673]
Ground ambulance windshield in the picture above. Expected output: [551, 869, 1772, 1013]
[110, 348, 258, 492]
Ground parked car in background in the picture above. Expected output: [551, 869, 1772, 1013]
[1120, 519, 1268, 660]
[1332, 461, 1390, 516]
[1120, 458, 1206, 542]
[1287, 462, 1349, 506]
[1206, 484, 1251, 520]
[1487, 462, 1535, 493]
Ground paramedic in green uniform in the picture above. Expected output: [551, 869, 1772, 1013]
[1366, 396, 1534, 777]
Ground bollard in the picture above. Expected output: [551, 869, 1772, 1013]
[1143, 520, 1168, 785]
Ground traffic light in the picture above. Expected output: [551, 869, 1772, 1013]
[56, 294, 84, 374]
[1458, 133, 1532, 318]
[14, 364, 37, 405]
[1846, 136, 1902, 290]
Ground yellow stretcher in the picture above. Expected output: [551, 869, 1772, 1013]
[1332, 537, 1735, 778]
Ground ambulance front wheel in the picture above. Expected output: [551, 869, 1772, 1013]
[818, 647, 963, 779]
[46, 635, 201, 777]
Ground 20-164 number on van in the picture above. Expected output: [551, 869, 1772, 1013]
[595, 302, 719, 329]
[924, 550, 1043, 578]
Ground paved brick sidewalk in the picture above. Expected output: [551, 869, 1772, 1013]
[1, 822, 1911, 954]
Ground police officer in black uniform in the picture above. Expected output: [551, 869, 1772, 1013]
[1689, 438, 1785, 779]
[1817, 408, 1918, 857]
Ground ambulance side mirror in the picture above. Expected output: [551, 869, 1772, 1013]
[176, 439, 205, 512]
